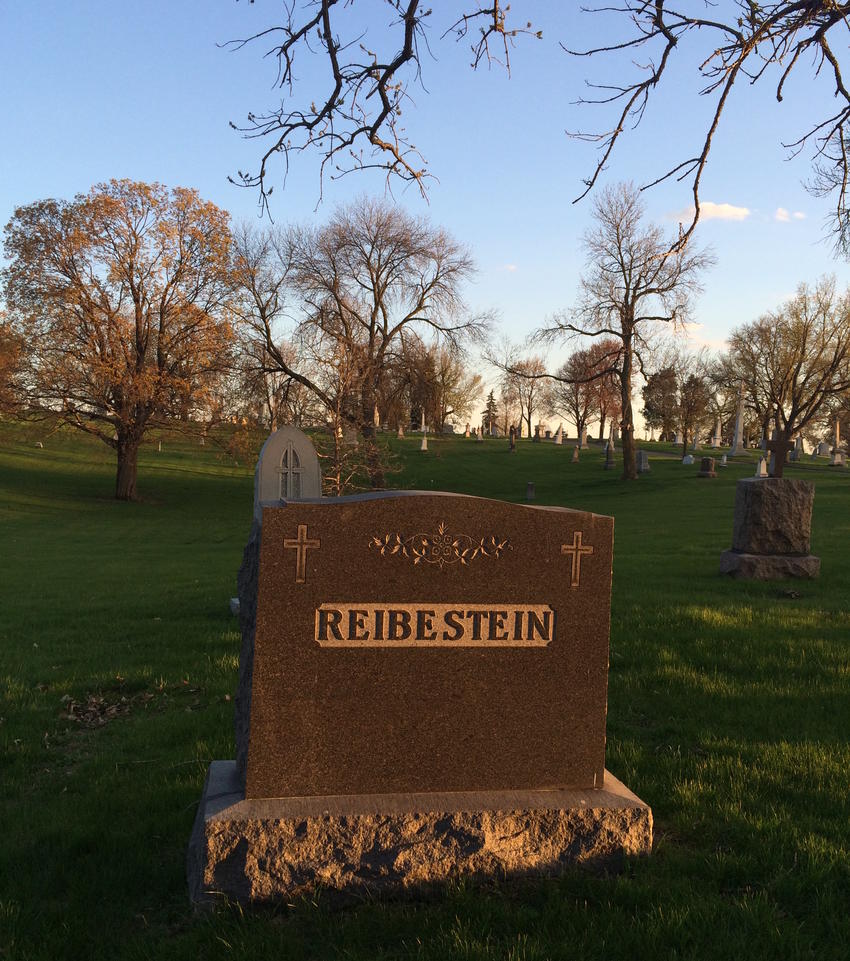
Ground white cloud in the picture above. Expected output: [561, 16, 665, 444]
[775, 207, 790, 222]
[683, 322, 729, 351]
[699, 202, 751, 221]
[793, 211, 806, 220]
[500, 264, 518, 273]
[671, 201, 750, 222]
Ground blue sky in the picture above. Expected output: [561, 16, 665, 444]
[3, 2, 849, 370]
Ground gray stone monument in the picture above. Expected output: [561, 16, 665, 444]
[682, 454, 694, 466]
[604, 439, 615, 470]
[554, 425, 563, 446]
[719, 479, 820, 579]
[755, 457, 768, 477]
[710, 418, 722, 448]
[253, 425, 322, 524]
[729, 381, 745, 456]
[636, 450, 650, 473]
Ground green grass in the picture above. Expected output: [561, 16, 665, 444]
[2, 424, 850, 960]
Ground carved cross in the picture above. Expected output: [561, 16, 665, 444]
[766, 433, 794, 474]
[284, 524, 321, 584]
[560, 531, 594, 588]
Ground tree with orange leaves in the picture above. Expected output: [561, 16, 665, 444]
[3, 180, 234, 500]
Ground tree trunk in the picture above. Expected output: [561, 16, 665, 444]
[772, 426, 793, 478]
[598, 415, 606, 441]
[115, 436, 140, 501]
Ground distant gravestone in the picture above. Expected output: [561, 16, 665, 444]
[755, 457, 768, 477]
[420, 434, 428, 452]
[476, 431, 484, 444]
[544, 430, 552, 440]
[464, 423, 470, 438]
[509, 425, 517, 453]
[729, 381, 745, 456]
[572, 446, 580, 463]
[533, 426, 541, 443]
[344, 427, 359, 448]
[253, 426, 322, 524]
[674, 431, 683, 446]
[710, 418, 722, 448]
[525, 481, 535, 501]
[554, 425, 563, 445]
[698, 456, 716, 478]
[720, 454, 728, 467]
[604, 440, 615, 470]
[682, 454, 694, 466]
[817, 441, 831, 457]
[188, 491, 651, 904]
[830, 450, 846, 467]
[397, 425, 404, 439]
[636, 450, 650, 473]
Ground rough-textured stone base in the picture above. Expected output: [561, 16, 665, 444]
[731, 478, 814, 554]
[187, 761, 652, 906]
[719, 550, 820, 580]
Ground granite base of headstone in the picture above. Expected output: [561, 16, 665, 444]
[830, 450, 845, 467]
[719, 478, 820, 579]
[697, 457, 716, 478]
[188, 492, 652, 906]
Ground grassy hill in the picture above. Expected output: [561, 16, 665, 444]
[1, 424, 849, 960]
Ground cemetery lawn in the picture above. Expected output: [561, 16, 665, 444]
[2, 426, 849, 961]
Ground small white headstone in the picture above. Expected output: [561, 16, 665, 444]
[420, 435, 428, 452]
[253, 425, 322, 524]
[720, 454, 728, 466]
[755, 457, 768, 477]
[554, 425, 563, 445]
[682, 454, 694, 466]
[397, 426, 404, 439]
[637, 450, 650, 473]
[674, 432, 683, 446]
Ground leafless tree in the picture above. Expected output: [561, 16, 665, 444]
[570, 2, 850, 252]
[224, 2, 540, 211]
[227, 3, 850, 251]
[725, 276, 850, 475]
[538, 183, 714, 479]
[551, 340, 620, 445]
[501, 355, 550, 438]
[231, 199, 486, 485]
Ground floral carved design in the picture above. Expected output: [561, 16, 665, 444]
[369, 521, 511, 569]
